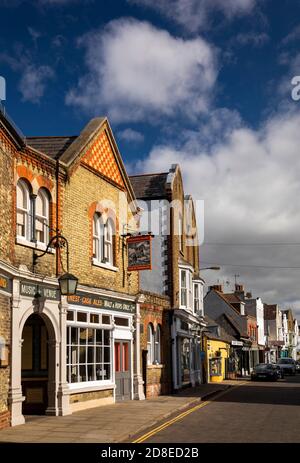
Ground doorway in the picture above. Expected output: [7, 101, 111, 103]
[114, 340, 131, 401]
[21, 314, 49, 415]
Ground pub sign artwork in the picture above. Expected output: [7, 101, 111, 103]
[127, 235, 152, 271]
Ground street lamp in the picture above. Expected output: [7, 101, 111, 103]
[33, 234, 78, 296]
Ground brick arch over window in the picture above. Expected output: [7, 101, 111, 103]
[88, 201, 119, 261]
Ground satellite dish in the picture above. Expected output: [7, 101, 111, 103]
[0, 77, 6, 102]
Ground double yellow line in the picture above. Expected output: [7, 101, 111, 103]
[133, 383, 245, 443]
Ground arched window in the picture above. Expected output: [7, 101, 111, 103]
[16, 179, 31, 239]
[93, 213, 105, 262]
[104, 219, 114, 265]
[155, 325, 161, 364]
[147, 323, 155, 365]
[93, 214, 115, 266]
[36, 188, 50, 245]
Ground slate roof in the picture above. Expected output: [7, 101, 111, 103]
[129, 173, 168, 199]
[204, 315, 235, 343]
[27, 136, 78, 160]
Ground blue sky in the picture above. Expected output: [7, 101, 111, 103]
[0, 0, 299, 159]
[2, 0, 300, 313]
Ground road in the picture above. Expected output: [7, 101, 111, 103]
[135, 376, 300, 443]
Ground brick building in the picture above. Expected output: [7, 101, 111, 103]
[0, 111, 145, 428]
[130, 164, 205, 392]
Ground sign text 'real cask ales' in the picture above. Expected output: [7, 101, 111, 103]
[67, 291, 135, 313]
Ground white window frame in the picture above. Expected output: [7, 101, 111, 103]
[155, 325, 161, 365]
[179, 267, 193, 310]
[35, 188, 50, 245]
[93, 214, 117, 271]
[147, 323, 155, 365]
[193, 282, 203, 316]
[16, 179, 31, 240]
[66, 308, 113, 387]
[104, 219, 114, 266]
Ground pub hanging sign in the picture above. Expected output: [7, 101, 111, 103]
[127, 235, 152, 271]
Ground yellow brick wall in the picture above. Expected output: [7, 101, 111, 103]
[63, 165, 139, 295]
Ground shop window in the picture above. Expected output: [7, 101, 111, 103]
[77, 312, 87, 323]
[67, 323, 111, 384]
[102, 315, 111, 325]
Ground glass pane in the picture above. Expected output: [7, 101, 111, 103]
[79, 328, 87, 344]
[77, 312, 87, 323]
[114, 317, 129, 326]
[87, 364, 94, 381]
[95, 364, 102, 380]
[90, 313, 99, 324]
[71, 345, 77, 364]
[87, 346, 94, 364]
[87, 328, 94, 344]
[79, 346, 86, 364]
[104, 364, 110, 380]
[104, 347, 110, 363]
[115, 343, 120, 372]
[104, 330, 110, 346]
[67, 311, 74, 321]
[79, 364, 86, 382]
[122, 343, 129, 372]
[71, 365, 77, 383]
[102, 315, 111, 325]
[181, 270, 186, 287]
[95, 347, 102, 363]
[71, 327, 78, 344]
[96, 330, 102, 345]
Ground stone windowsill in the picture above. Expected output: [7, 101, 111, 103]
[16, 237, 55, 254]
[92, 258, 118, 272]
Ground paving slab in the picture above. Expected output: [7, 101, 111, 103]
[0, 381, 233, 443]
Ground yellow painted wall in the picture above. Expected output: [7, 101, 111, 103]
[204, 337, 230, 383]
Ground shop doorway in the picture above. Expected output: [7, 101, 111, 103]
[21, 314, 49, 415]
[115, 340, 131, 401]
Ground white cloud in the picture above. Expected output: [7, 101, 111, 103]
[118, 128, 144, 143]
[66, 18, 217, 123]
[233, 32, 269, 47]
[19, 65, 54, 103]
[281, 24, 300, 46]
[136, 109, 300, 317]
[128, 0, 257, 32]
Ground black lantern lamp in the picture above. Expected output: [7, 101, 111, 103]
[33, 233, 78, 296]
[58, 272, 78, 296]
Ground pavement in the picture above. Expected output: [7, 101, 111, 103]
[0, 381, 234, 443]
[139, 375, 300, 443]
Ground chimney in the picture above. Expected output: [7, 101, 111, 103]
[210, 284, 223, 293]
[235, 284, 245, 300]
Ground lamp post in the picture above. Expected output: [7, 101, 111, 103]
[200, 266, 221, 271]
[33, 234, 78, 296]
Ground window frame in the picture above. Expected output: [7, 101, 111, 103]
[35, 188, 50, 246]
[16, 179, 31, 240]
[93, 214, 117, 271]
[147, 323, 155, 365]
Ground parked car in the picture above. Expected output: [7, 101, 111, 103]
[251, 363, 280, 381]
[277, 358, 296, 375]
[295, 361, 300, 373]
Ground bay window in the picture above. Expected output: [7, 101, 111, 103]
[180, 268, 193, 310]
[193, 282, 203, 316]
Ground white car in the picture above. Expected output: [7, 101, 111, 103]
[277, 358, 296, 375]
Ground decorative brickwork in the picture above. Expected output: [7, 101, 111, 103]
[81, 130, 125, 189]
[140, 292, 171, 398]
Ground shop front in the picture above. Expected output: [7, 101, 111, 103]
[171, 309, 205, 390]
[8, 272, 140, 426]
